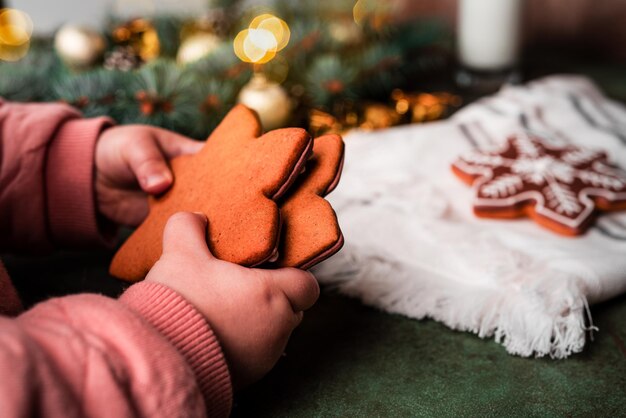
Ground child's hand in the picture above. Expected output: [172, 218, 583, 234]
[95, 125, 202, 226]
[145, 212, 320, 388]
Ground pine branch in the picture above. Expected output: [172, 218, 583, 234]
[305, 55, 357, 108]
[187, 42, 251, 85]
[153, 16, 186, 58]
[186, 75, 238, 138]
[120, 60, 201, 136]
[52, 70, 130, 119]
[0, 48, 61, 101]
[354, 43, 403, 98]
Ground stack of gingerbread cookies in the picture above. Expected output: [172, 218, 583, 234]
[110, 105, 345, 281]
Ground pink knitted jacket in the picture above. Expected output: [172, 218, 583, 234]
[0, 100, 232, 417]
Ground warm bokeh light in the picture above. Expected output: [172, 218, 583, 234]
[233, 13, 290, 64]
[0, 8, 33, 61]
[244, 28, 277, 61]
[235, 29, 276, 64]
[250, 14, 290, 51]
[0, 8, 33, 45]
[353, 0, 367, 25]
[353, 0, 391, 29]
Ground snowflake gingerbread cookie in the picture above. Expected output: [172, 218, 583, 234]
[451, 134, 626, 236]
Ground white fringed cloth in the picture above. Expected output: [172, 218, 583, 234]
[314, 76, 626, 358]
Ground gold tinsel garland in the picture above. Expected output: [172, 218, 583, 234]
[309, 91, 462, 137]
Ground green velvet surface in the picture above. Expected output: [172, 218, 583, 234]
[234, 293, 626, 417]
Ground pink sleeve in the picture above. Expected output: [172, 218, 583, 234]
[0, 281, 232, 417]
[0, 99, 113, 251]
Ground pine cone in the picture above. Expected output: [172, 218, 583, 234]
[103, 46, 143, 71]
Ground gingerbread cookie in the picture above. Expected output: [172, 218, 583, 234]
[451, 134, 626, 236]
[110, 105, 313, 281]
[275, 134, 345, 269]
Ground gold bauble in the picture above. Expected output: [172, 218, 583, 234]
[328, 20, 363, 46]
[177, 33, 222, 65]
[54, 24, 106, 69]
[111, 18, 159, 62]
[238, 73, 292, 131]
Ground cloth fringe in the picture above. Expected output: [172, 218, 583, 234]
[314, 244, 594, 359]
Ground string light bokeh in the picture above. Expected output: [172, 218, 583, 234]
[233, 13, 290, 64]
[0, 8, 33, 61]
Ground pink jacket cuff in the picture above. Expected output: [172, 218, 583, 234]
[120, 281, 233, 417]
[46, 116, 114, 247]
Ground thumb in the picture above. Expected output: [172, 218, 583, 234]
[265, 268, 320, 312]
[162, 212, 214, 258]
[124, 133, 174, 194]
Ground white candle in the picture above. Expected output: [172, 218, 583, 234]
[458, 0, 522, 71]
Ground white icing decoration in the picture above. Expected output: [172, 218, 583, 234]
[577, 169, 624, 190]
[511, 156, 574, 185]
[543, 181, 582, 216]
[512, 133, 540, 157]
[461, 153, 505, 167]
[561, 148, 603, 166]
[481, 173, 523, 198]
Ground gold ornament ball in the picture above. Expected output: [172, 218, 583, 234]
[54, 24, 106, 69]
[111, 18, 160, 62]
[177, 33, 222, 65]
[328, 20, 363, 46]
[238, 73, 293, 131]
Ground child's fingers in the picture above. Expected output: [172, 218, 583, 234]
[267, 268, 320, 312]
[123, 133, 173, 194]
[149, 127, 203, 159]
[103, 190, 149, 227]
[162, 212, 213, 259]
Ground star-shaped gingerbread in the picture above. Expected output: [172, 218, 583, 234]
[274, 134, 345, 269]
[110, 105, 313, 281]
[451, 134, 626, 235]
